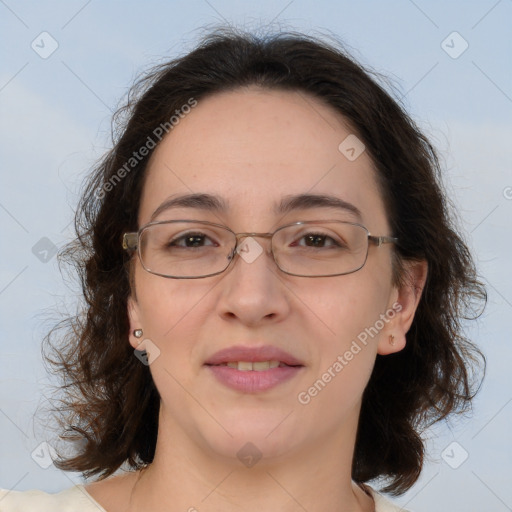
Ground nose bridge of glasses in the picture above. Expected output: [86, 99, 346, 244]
[223, 232, 273, 263]
[232, 232, 274, 255]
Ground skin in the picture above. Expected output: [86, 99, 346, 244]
[85, 87, 427, 512]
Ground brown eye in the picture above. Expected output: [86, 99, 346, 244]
[168, 232, 216, 248]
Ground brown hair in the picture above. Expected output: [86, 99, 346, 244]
[41, 26, 486, 495]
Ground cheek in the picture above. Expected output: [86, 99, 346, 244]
[308, 270, 391, 345]
[300, 288, 385, 417]
[134, 272, 206, 360]
[303, 270, 391, 392]
[135, 277, 209, 400]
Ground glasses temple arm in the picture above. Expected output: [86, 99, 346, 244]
[368, 235, 399, 247]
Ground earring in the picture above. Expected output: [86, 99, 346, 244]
[133, 329, 143, 339]
[389, 334, 396, 346]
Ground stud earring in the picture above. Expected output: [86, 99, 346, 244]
[389, 334, 396, 346]
[133, 329, 143, 339]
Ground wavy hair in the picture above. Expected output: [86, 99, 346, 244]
[41, 26, 486, 495]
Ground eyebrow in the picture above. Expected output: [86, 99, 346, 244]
[150, 192, 362, 222]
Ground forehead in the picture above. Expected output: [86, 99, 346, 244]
[140, 87, 387, 230]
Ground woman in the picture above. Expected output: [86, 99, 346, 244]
[0, 27, 485, 511]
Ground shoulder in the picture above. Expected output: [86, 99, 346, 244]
[367, 486, 412, 512]
[0, 485, 106, 512]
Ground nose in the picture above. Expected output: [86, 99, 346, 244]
[215, 235, 291, 326]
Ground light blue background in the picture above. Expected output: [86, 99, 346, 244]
[1, 1, 511, 511]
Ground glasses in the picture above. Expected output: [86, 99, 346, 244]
[122, 219, 398, 279]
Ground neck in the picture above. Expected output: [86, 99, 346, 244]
[124, 404, 374, 512]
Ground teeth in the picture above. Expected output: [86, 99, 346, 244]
[224, 360, 281, 371]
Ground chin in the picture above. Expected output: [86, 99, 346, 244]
[198, 418, 302, 465]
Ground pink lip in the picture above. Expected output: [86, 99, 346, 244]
[204, 345, 304, 366]
[204, 345, 305, 393]
[206, 365, 304, 393]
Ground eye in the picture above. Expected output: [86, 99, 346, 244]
[167, 231, 218, 248]
[292, 232, 346, 249]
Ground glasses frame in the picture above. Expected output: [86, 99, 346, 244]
[122, 219, 398, 279]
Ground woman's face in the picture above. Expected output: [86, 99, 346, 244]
[128, 87, 407, 464]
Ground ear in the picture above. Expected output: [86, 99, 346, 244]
[127, 295, 145, 350]
[378, 259, 428, 355]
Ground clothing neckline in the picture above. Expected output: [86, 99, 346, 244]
[74, 483, 400, 512]
[75, 484, 108, 512]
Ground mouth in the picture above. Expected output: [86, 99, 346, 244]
[204, 345, 305, 392]
[206, 361, 303, 371]
[205, 358, 304, 393]
[204, 345, 304, 367]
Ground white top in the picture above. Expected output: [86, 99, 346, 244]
[0, 484, 409, 511]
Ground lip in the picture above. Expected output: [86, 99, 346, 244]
[204, 345, 305, 393]
[206, 365, 304, 393]
[204, 345, 304, 366]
